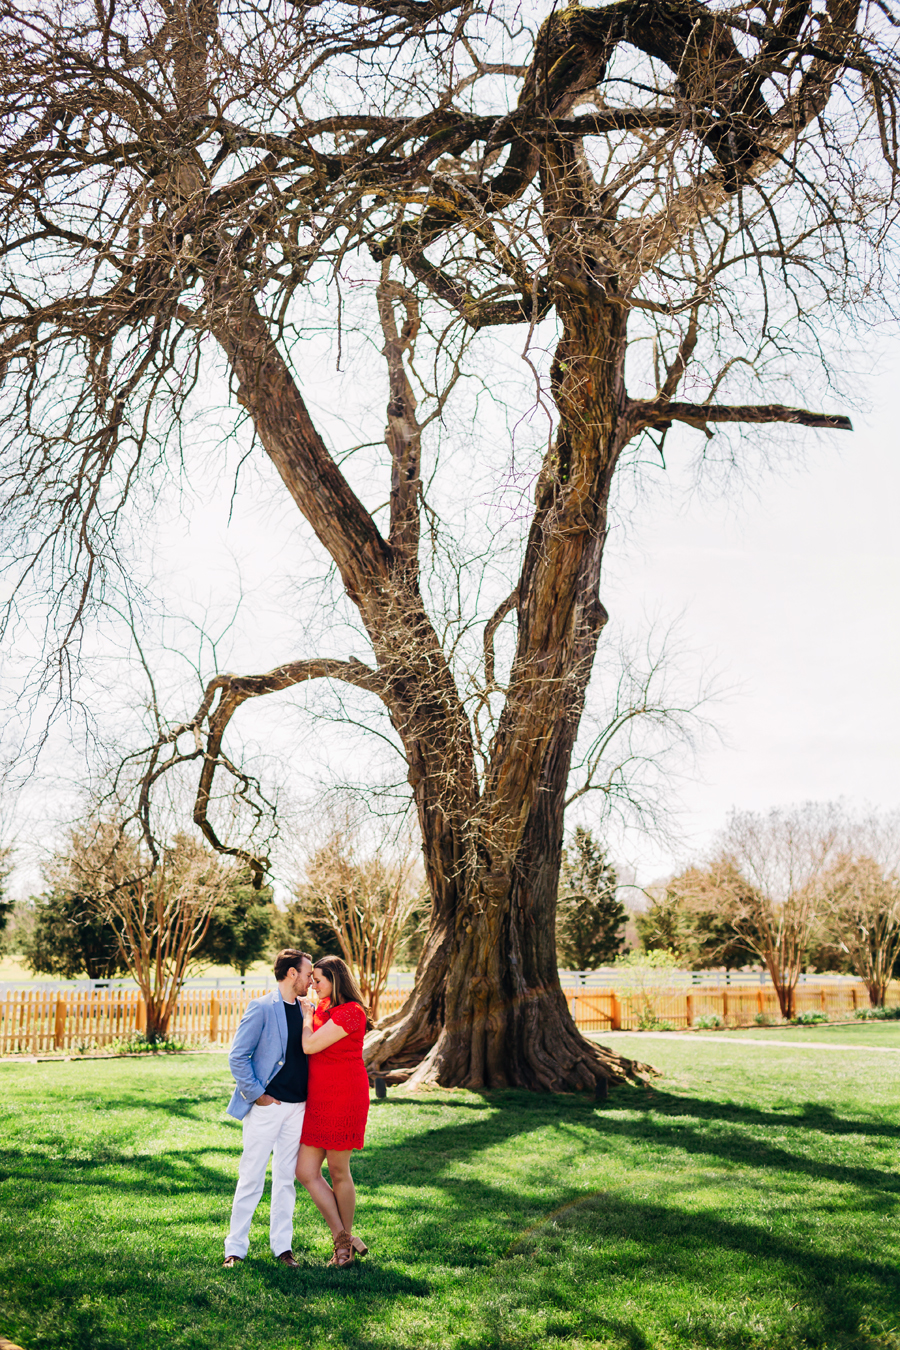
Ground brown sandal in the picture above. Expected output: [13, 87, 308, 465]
[351, 1235, 368, 1256]
[329, 1229, 355, 1268]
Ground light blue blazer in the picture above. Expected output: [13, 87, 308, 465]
[226, 989, 291, 1120]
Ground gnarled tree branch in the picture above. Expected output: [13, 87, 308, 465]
[630, 400, 853, 434]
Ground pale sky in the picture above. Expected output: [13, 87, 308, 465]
[599, 358, 900, 882]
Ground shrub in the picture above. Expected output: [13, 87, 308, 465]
[615, 949, 680, 1029]
[109, 1032, 200, 1055]
[635, 1016, 677, 1031]
[854, 1005, 900, 1020]
[754, 1012, 773, 1026]
[793, 1010, 828, 1025]
[695, 1014, 724, 1030]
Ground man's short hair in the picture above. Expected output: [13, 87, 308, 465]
[273, 948, 312, 981]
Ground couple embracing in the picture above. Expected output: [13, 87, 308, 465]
[223, 949, 370, 1270]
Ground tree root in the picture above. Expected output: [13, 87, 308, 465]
[366, 1026, 655, 1093]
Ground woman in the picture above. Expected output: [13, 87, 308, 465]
[296, 954, 371, 1268]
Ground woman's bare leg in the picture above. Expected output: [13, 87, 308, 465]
[295, 1144, 344, 1238]
[325, 1150, 356, 1235]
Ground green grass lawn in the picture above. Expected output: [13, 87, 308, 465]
[1, 1035, 898, 1350]
[728, 1022, 900, 1048]
[603, 1022, 900, 1049]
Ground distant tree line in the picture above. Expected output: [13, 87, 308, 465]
[4, 806, 896, 1026]
[638, 804, 900, 1015]
[0, 818, 426, 1009]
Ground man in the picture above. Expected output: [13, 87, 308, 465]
[223, 948, 313, 1269]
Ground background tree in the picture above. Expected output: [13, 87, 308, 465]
[96, 830, 235, 1040]
[1, 0, 897, 1089]
[24, 889, 130, 981]
[638, 861, 759, 970]
[197, 871, 275, 977]
[301, 825, 425, 1020]
[816, 813, 900, 1005]
[21, 821, 135, 980]
[270, 900, 344, 966]
[556, 827, 626, 969]
[37, 816, 234, 1034]
[0, 901, 34, 963]
[23, 831, 274, 981]
[718, 804, 841, 1019]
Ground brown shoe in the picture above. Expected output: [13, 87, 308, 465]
[222, 1255, 243, 1268]
[328, 1230, 355, 1268]
[275, 1249, 300, 1268]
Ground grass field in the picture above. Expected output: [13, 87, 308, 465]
[728, 1022, 900, 1048]
[601, 1023, 900, 1049]
[1, 1032, 898, 1350]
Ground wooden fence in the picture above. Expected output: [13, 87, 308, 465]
[0, 979, 893, 1054]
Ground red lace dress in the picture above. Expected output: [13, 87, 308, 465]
[300, 999, 370, 1151]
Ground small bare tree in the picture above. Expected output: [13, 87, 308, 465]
[818, 813, 900, 1007]
[107, 837, 235, 1040]
[718, 804, 842, 1019]
[302, 825, 424, 1020]
[62, 819, 234, 1040]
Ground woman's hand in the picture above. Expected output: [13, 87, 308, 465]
[299, 997, 315, 1019]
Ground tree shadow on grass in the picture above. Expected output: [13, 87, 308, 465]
[4, 1080, 897, 1206]
[351, 1085, 900, 1201]
[490, 1185, 897, 1349]
[0, 1224, 428, 1350]
[2, 1080, 898, 1350]
[340, 1316, 653, 1350]
[0, 1142, 240, 1206]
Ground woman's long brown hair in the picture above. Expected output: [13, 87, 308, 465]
[313, 954, 372, 1028]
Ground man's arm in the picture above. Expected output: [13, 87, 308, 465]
[228, 999, 269, 1104]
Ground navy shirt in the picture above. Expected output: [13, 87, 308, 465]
[265, 998, 308, 1102]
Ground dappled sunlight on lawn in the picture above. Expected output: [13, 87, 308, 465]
[1, 1044, 899, 1349]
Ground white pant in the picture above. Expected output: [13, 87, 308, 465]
[225, 1100, 306, 1258]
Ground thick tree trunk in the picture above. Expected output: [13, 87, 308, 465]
[367, 274, 650, 1089]
[213, 277, 649, 1092]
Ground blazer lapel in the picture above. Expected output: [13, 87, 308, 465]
[273, 989, 288, 1054]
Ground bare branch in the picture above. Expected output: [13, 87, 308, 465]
[377, 271, 422, 562]
[483, 589, 519, 690]
[630, 400, 853, 434]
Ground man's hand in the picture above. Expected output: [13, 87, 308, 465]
[255, 1093, 280, 1106]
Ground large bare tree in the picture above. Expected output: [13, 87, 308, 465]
[0, 0, 897, 1089]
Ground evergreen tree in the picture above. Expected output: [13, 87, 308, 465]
[269, 897, 345, 964]
[556, 829, 627, 970]
[24, 889, 129, 980]
[198, 872, 275, 975]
